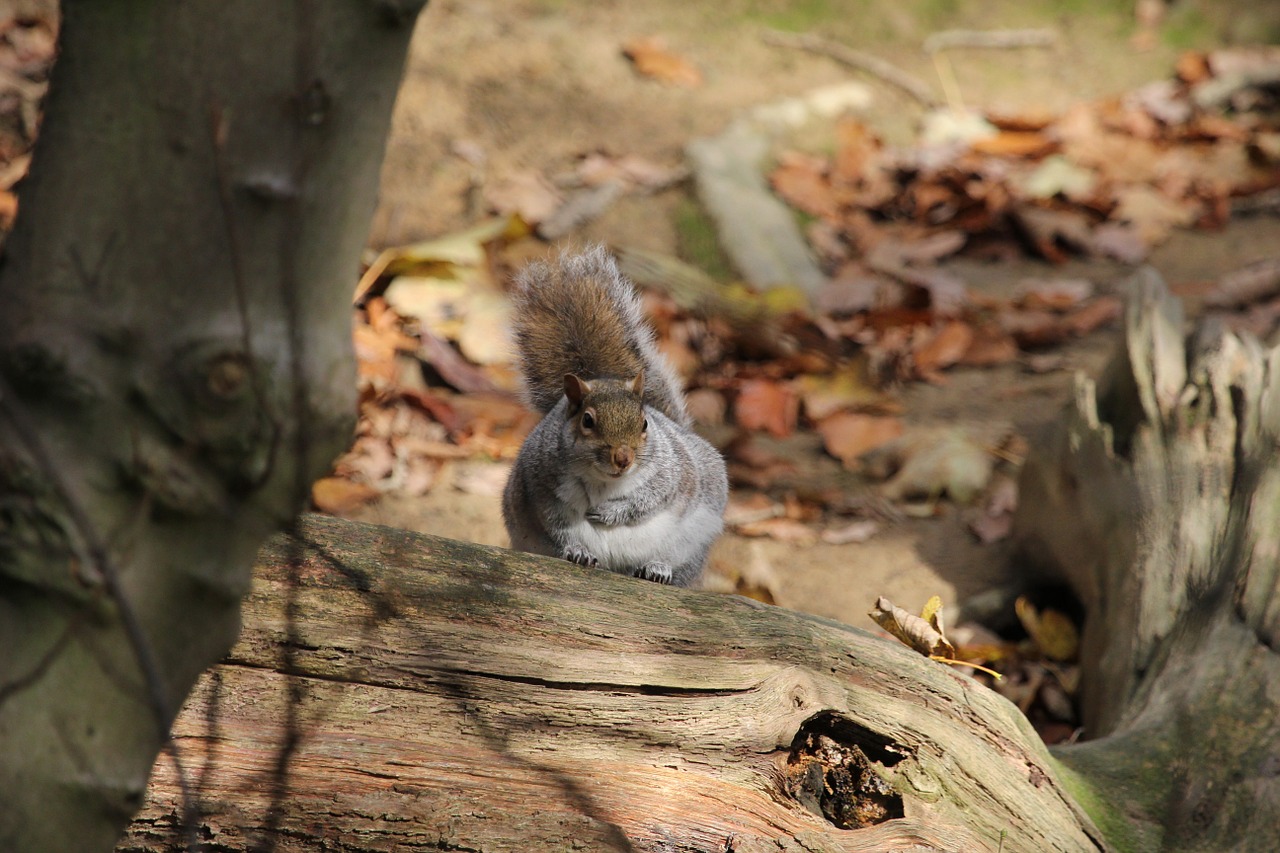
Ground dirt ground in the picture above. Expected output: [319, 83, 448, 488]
[349, 0, 1280, 633]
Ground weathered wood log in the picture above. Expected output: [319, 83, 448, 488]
[118, 513, 1102, 852]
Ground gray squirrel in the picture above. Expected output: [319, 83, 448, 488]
[502, 246, 728, 586]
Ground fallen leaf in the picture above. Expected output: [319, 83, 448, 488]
[685, 388, 727, 426]
[1089, 222, 1149, 263]
[456, 290, 513, 366]
[1015, 278, 1094, 312]
[725, 492, 786, 526]
[734, 379, 799, 438]
[452, 460, 511, 497]
[736, 542, 782, 605]
[770, 151, 838, 219]
[821, 519, 880, 545]
[795, 368, 900, 421]
[869, 596, 956, 658]
[816, 413, 904, 468]
[1015, 597, 1080, 662]
[1064, 296, 1122, 336]
[959, 326, 1020, 366]
[735, 517, 817, 545]
[913, 321, 974, 378]
[1018, 155, 1097, 201]
[484, 170, 563, 225]
[970, 130, 1057, 158]
[1011, 204, 1094, 262]
[867, 427, 996, 504]
[312, 476, 379, 515]
[1111, 185, 1197, 244]
[1204, 258, 1280, 308]
[622, 36, 703, 87]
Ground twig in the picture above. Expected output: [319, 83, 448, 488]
[923, 28, 1057, 54]
[761, 28, 937, 107]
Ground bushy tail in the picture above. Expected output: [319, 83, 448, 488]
[510, 246, 689, 426]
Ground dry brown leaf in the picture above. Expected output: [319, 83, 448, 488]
[621, 36, 703, 87]
[770, 152, 838, 220]
[869, 596, 956, 659]
[685, 387, 727, 426]
[1111, 185, 1197, 244]
[312, 476, 379, 515]
[868, 427, 995, 504]
[959, 326, 1020, 366]
[735, 517, 817, 545]
[1204, 258, 1280, 308]
[1089, 222, 1149, 263]
[820, 519, 880, 545]
[970, 130, 1057, 158]
[816, 413, 904, 469]
[724, 492, 785, 526]
[1015, 278, 1094, 312]
[913, 321, 974, 378]
[735, 542, 782, 605]
[452, 461, 511, 497]
[1001, 308, 1070, 348]
[1011, 204, 1093, 262]
[483, 170, 563, 225]
[1064, 295, 1123, 336]
[734, 379, 799, 438]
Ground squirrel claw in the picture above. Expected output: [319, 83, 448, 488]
[636, 562, 673, 584]
[562, 545, 599, 567]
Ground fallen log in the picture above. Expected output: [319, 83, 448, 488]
[118, 514, 1101, 852]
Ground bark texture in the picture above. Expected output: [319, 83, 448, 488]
[0, 3, 427, 851]
[1021, 268, 1280, 851]
[119, 513, 1103, 853]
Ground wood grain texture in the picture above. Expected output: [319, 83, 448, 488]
[120, 515, 1102, 852]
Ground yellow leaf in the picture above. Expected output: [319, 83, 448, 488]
[1015, 597, 1080, 662]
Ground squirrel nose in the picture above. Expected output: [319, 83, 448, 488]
[612, 446, 634, 472]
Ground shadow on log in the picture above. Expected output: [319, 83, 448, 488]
[118, 512, 1100, 852]
[120, 268, 1280, 852]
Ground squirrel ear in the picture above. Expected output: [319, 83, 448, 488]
[628, 371, 645, 397]
[564, 374, 590, 407]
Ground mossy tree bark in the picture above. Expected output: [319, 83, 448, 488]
[0, 2, 427, 851]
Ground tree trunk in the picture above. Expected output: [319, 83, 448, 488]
[119, 513, 1104, 853]
[0, 3, 427, 851]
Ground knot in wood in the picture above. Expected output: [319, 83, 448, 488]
[128, 340, 276, 506]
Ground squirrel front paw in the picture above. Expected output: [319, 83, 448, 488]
[586, 505, 623, 526]
[636, 561, 673, 584]
[562, 545, 599, 567]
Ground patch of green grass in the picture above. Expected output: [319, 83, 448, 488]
[1160, 6, 1217, 50]
[674, 196, 735, 282]
[743, 0, 836, 33]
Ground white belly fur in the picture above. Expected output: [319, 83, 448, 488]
[565, 504, 719, 571]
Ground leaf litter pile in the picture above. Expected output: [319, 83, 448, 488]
[326, 46, 1280, 744]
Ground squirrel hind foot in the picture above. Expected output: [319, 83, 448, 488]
[562, 545, 599, 568]
[635, 561, 674, 584]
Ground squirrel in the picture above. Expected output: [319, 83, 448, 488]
[502, 246, 728, 587]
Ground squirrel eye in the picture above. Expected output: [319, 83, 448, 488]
[642, 418, 648, 433]
[581, 411, 595, 431]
